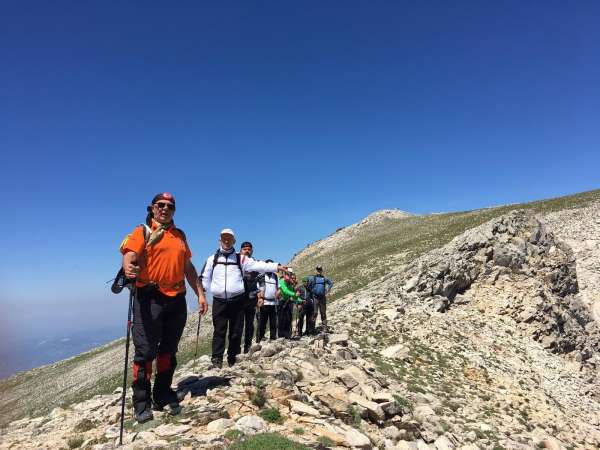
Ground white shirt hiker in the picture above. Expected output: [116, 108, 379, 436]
[259, 273, 279, 305]
[201, 250, 279, 300]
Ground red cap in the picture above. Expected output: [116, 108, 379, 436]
[151, 192, 176, 205]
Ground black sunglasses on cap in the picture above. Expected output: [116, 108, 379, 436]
[154, 202, 175, 211]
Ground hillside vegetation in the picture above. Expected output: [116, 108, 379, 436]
[291, 189, 600, 300]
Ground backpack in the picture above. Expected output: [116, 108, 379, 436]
[310, 275, 327, 296]
[212, 250, 243, 275]
[212, 250, 253, 295]
[111, 224, 186, 294]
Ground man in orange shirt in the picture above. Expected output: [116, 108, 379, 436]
[121, 192, 208, 423]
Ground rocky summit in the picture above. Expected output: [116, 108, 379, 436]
[1, 190, 600, 450]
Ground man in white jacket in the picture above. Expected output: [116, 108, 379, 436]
[256, 264, 280, 342]
[200, 229, 284, 368]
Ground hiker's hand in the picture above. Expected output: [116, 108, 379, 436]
[199, 299, 208, 315]
[124, 262, 140, 278]
[257, 298, 264, 307]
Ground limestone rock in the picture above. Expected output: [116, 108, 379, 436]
[349, 393, 385, 422]
[344, 426, 372, 449]
[153, 424, 191, 437]
[206, 418, 235, 433]
[288, 399, 320, 417]
[313, 426, 347, 446]
[329, 333, 349, 346]
[396, 441, 419, 450]
[380, 344, 410, 360]
[235, 415, 268, 435]
[434, 435, 456, 450]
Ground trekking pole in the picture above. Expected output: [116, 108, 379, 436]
[255, 302, 261, 343]
[119, 283, 136, 446]
[275, 301, 279, 338]
[194, 310, 202, 374]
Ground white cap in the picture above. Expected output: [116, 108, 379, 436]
[287, 267, 294, 274]
[220, 228, 235, 237]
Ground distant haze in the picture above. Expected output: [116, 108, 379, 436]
[0, 326, 123, 379]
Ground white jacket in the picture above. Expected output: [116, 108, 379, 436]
[201, 250, 279, 300]
[259, 273, 279, 305]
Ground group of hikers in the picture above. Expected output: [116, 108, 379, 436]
[118, 193, 333, 423]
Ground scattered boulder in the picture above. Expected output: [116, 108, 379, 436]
[288, 399, 320, 417]
[329, 333, 350, 346]
[235, 415, 268, 435]
[206, 418, 235, 433]
[153, 424, 191, 437]
[380, 343, 410, 360]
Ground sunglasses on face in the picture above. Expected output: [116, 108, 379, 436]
[154, 202, 175, 211]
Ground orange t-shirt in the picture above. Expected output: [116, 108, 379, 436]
[120, 223, 191, 296]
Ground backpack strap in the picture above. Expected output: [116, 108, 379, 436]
[140, 224, 152, 244]
[212, 250, 244, 276]
[175, 227, 187, 243]
[264, 273, 278, 286]
[236, 253, 243, 274]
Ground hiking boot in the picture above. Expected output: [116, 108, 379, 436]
[164, 402, 182, 415]
[211, 358, 223, 369]
[134, 408, 154, 423]
[243, 346, 250, 354]
[176, 389, 187, 402]
[153, 356, 180, 412]
[227, 356, 236, 367]
[153, 399, 182, 415]
[152, 376, 182, 415]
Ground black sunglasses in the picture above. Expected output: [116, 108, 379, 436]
[155, 202, 175, 211]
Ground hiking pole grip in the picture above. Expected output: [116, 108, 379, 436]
[119, 284, 136, 446]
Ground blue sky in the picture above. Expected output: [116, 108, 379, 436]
[1, 1, 599, 345]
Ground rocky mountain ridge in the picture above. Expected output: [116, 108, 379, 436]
[291, 209, 414, 266]
[2, 190, 600, 450]
[400, 210, 599, 360]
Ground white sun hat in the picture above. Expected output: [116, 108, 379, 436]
[220, 228, 235, 237]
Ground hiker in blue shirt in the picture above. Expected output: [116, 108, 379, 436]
[307, 265, 333, 333]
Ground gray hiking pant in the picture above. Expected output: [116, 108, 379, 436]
[313, 294, 327, 328]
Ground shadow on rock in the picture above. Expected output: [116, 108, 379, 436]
[177, 376, 230, 397]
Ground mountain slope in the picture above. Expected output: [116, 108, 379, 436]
[1, 188, 600, 449]
[291, 189, 600, 301]
[0, 313, 212, 427]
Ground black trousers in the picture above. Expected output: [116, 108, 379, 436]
[313, 294, 327, 328]
[242, 295, 258, 351]
[211, 295, 244, 362]
[132, 286, 187, 363]
[277, 302, 293, 339]
[297, 300, 315, 336]
[257, 304, 277, 341]
[132, 285, 187, 411]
